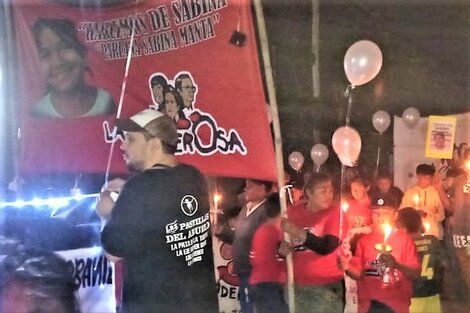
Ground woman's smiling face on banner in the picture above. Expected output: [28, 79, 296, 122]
[37, 26, 85, 93]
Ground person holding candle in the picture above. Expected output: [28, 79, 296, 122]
[338, 195, 420, 313]
[400, 164, 445, 240]
[396, 207, 444, 313]
[281, 172, 343, 313]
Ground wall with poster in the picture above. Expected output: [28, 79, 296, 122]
[394, 111, 470, 191]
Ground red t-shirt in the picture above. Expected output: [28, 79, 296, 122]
[287, 202, 344, 285]
[249, 223, 286, 284]
[346, 198, 372, 229]
[352, 230, 420, 313]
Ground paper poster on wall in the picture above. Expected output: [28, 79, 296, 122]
[425, 115, 457, 159]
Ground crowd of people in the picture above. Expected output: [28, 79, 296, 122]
[215, 156, 470, 313]
[1, 105, 469, 313]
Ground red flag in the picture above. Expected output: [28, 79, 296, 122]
[13, 0, 276, 181]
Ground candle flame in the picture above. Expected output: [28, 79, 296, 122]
[213, 193, 222, 205]
[341, 201, 349, 213]
[465, 160, 470, 171]
[382, 223, 392, 242]
[423, 222, 431, 234]
[413, 194, 420, 207]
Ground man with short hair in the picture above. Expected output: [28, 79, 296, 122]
[338, 195, 420, 313]
[100, 109, 218, 313]
[400, 164, 445, 240]
[175, 73, 197, 113]
[433, 132, 446, 150]
[215, 179, 273, 313]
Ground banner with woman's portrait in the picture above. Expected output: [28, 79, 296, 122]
[13, 0, 276, 180]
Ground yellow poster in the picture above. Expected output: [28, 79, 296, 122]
[425, 115, 457, 159]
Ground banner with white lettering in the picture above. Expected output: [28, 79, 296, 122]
[212, 236, 241, 313]
[56, 247, 116, 313]
[13, 0, 276, 181]
[394, 111, 470, 191]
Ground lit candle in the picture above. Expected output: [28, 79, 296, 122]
[341, 201, 349, 213]
[413, 194, 420, 209]
[212, 193, 222, 225]
[423, 222, 431, 234]
[374, 222, 393, 252]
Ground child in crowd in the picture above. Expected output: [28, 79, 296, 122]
[343, 176, 373, 312]
[397, 207, 444, 313]
[346, 175, 373, 232]
[400, 164, 445, 240]
[338, 195, 420, 313]
[249, 192, 290, 313]
[369, 169, 404, 207]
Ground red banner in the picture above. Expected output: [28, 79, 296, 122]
[13, 0, 276, 181]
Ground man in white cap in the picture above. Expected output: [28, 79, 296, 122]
[99, 109, 218, 313]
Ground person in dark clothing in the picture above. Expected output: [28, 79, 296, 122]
[215, 179, 273, 313]
[100, 109, 218, 313]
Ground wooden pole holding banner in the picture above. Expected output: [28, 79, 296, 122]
[252, 0, 295, 312]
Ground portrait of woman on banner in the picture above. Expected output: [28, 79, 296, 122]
[31, 17, 115, 119]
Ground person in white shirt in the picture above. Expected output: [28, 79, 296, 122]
[400, 164, 445, 240]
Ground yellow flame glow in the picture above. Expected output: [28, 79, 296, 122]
[465, 160, 470, 171]
[413, 194, 420, 207]
[423, 222, 431, 234]
[341, 201, 349, 213]
[213, 193, 222, 205]
[382, 222, 392, 242]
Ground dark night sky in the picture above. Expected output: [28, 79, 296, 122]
[263, 0, 469, 173]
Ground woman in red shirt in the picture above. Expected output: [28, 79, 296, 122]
[282, 173, 344, 313]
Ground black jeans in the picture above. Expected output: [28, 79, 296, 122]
[251, 282, 289, 313]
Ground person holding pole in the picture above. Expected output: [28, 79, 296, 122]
[281, 172, 343, 313]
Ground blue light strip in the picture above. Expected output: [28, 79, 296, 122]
[0, 193, 100, 208]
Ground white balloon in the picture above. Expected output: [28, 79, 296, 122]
[344, 40, 383, 87]
[402, 107, 421, 129]
[310, 144, 329, 167]
[372, 110, 391, 134]
[288, 151, 304, 171]
[332, 126, 362, 167]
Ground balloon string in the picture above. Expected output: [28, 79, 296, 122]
[338, 164, 346, 245]
[103, 0, 139, 187]
[344, 85, 354, 126]
[375, 134, 382, 178]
